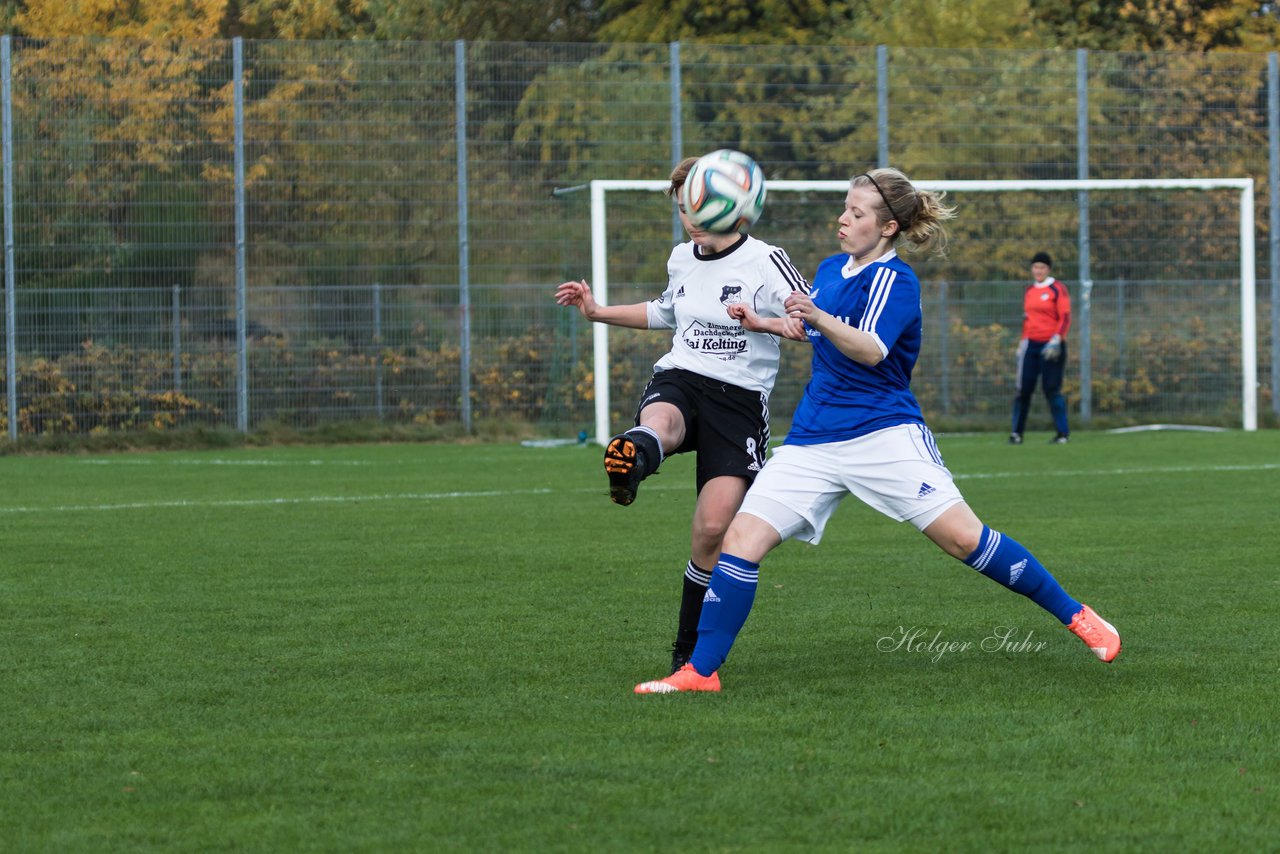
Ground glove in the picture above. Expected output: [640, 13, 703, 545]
[1041, 336, 1062, 362]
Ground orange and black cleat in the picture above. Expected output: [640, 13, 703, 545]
[604, 434, 643, 506]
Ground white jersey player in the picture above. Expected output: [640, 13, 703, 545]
[555, 155, 808, 673]
[648, 233, 807, 396]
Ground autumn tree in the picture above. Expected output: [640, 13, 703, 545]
[1028, 0, 1280, 51]
[14, 0, 226, 38]
[230, 0, 604, 41]
[596, 0, 854, 45]
[844, 0, 1041, 49]
[4, 1, 232, 352]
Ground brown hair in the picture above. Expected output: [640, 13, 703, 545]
[666, 156, 699, 199]
[853, 167, 956, 256]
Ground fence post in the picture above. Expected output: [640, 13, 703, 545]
[1, 36, 15, 441]
[1116, 278, 1126, 383]
[670, 40, 683, 243]
[1269, 53, 1279, 416]
[1076, 47, 1092, 423]
[172, 284, 182, 393]
[373, 281, 384, 421]
[876, 45, 889, 168]
[455, 39, 472, 433]
[233, 37, 248, 432]
[939, 278, 950, 416]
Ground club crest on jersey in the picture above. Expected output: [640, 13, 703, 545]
[719, 284, 744, 305]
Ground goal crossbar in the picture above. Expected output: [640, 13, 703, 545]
[588, 177, 1257, 443]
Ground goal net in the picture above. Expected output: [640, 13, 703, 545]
[582, 177, 1256, 444]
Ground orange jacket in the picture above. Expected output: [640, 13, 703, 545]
[1022, 279, 1071, 342]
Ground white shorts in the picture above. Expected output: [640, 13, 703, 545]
[739, 423, 965, 545]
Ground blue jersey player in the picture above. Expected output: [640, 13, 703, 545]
[636, 168, 1120, 694]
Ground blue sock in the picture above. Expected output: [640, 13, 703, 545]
[963, 526, 1081, 624]
[689, 554, 759, 676]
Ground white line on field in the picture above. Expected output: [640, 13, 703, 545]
[0, 462, 1274, 515]
[0, 489, 555, 514]
[75, 458, 371, 466]
[953, 462, 1280, 480]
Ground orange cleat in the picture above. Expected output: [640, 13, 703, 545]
[634, 663, 721, 694]
[1067, 604, 1121, 663]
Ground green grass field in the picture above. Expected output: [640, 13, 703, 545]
[2, 429, 1277, 851]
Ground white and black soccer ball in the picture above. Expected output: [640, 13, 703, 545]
[679, 149, 767, 234]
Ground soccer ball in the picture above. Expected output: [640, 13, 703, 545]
[679, 149, 767, 234]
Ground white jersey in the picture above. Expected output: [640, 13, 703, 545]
[645, 234, 808, 395]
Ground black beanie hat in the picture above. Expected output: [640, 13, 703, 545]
[1031, 251, 1052, 267]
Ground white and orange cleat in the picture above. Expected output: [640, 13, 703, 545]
[1067, 604, 1121, 663]
[634, 663, 721, 694]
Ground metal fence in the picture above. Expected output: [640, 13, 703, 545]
[0, 37, 1276, 440]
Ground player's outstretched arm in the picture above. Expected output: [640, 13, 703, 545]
[554, 279, 650, 328]
[726, 303, 808, 341]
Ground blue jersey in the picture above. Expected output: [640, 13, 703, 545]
[785, 251, 925, 444]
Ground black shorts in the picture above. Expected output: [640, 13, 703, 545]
[631, 368, 770, 492]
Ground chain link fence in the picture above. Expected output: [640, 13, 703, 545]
[0, 38, 1275, 440]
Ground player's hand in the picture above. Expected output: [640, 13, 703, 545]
[726, 302, 766, 330]
[1041, 335, 1062, 361]
[784, 291, 820, 324]
[554, 280, 598, 319]
[779, 316, 807, 340]
[727, 304, 808, 341]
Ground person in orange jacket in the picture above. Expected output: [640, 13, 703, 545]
[1011, 252, 1070, 445]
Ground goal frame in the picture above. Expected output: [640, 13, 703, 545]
[587, 177, 1257, 443]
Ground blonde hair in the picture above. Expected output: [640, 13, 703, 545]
[666, 156, 700, 199]
[853, 167, 956, 256]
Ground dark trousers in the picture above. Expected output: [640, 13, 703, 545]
[1012, 339, 1069, 436]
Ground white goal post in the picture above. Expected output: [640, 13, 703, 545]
[587, 177, 1257, 443]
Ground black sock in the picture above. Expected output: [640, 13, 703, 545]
[624, 426, 663, 479]
[675, 560, 712, 650]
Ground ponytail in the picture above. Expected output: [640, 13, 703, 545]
[853, 168, 956, 256]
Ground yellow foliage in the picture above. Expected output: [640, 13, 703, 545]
[16, 0, 226, 39]
[240, 0, 370, 40]
[858, 0, 1039, 50]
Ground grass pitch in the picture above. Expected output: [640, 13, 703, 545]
[1, 429, 1277, 851]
